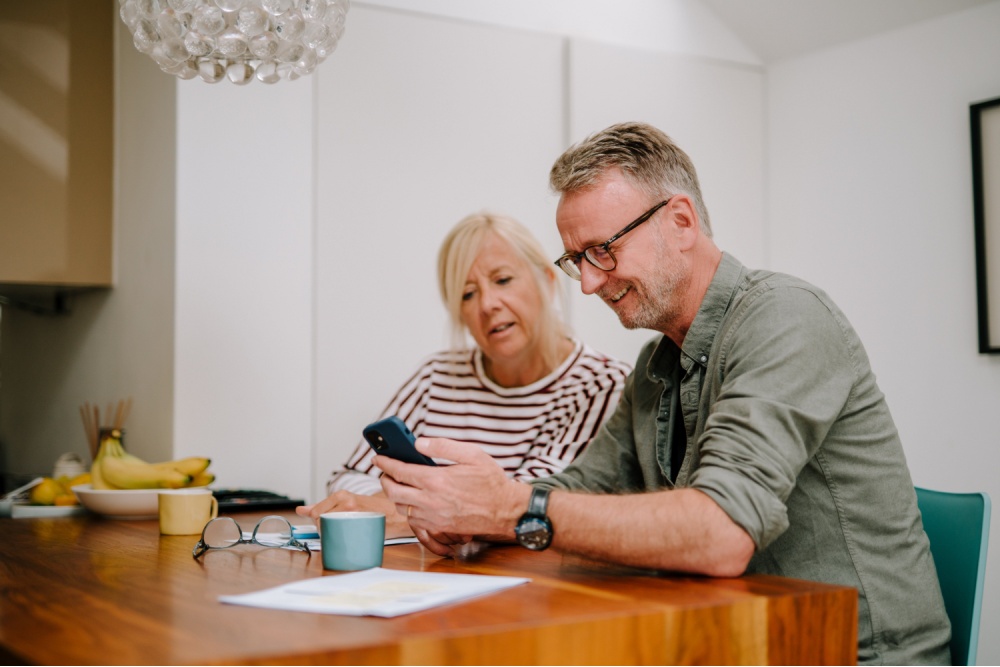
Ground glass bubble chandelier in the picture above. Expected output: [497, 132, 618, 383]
[118, 0, 350, 84]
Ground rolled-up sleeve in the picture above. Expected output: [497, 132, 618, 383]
[689, 285, 858, 549]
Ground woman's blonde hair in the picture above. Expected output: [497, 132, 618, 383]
[437, 212, 570, 369]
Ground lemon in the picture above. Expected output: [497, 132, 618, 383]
[29, 478, 64, 505]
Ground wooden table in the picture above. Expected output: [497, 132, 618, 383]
[0, 510, 856, 665]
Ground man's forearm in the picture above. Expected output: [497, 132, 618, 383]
[541, 488, 755, 576]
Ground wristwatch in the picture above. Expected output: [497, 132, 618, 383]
[515, 486, 554, 551]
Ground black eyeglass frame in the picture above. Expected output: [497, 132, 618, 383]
[554, 197, 673, 280]
[191, 514, 312, 559]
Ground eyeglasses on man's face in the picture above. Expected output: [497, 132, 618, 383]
[192, 515, 312, 559]
[554, 197, 673, 281]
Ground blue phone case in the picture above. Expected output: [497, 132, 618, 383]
[292, 525, 320, 540]
[363, 416, 436, 466]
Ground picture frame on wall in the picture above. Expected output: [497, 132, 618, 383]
[971, 95, 1000, 353]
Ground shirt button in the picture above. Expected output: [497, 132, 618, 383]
[699, 354, 708, 363]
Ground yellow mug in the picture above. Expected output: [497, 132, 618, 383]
[158, 488, 218, 536]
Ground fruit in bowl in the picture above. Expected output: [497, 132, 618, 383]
[75, 431, 216, 519]
[90, 430, 214, 490]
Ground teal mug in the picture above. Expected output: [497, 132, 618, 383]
[320, 511, 385, 571]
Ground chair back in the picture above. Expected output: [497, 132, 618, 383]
[915, 487, 991, 665]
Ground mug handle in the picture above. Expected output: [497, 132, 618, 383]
[208, 496, 219, 520]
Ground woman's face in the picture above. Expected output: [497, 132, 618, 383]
[460, 233, 547, 370]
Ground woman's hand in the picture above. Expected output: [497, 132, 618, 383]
[295, 490, 413, 539]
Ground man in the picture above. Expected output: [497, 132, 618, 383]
[376, 122, 951, 664]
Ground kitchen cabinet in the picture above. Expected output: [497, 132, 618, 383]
[0, 0, 113, 308]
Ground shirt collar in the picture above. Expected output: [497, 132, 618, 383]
[647, 252, 746, 378]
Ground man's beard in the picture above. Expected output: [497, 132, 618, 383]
[602, 232, 687, 332]
[614, 263, 686, 331]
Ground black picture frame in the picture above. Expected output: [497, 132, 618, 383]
[971, 96, 1000, 353]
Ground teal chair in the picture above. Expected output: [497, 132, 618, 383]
[915, 488, 992, 665]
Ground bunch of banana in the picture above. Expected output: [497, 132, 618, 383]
[91, 430, 214, 490]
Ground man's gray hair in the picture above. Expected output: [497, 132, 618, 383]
[549, 122, 712, 237]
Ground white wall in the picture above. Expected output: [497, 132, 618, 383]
[359, 0, 760, 66]
[173, 76, 315, 497]
[767, 3, 1000, 662]
[312, 6, 565, 495]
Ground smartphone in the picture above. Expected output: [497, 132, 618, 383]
[363, 416, 437, 466]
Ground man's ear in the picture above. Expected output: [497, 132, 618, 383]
[668, 195, 700, 251]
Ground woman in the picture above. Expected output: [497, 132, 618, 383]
[297, 212, 631, 537]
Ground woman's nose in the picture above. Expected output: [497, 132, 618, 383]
[479, 285, 501, 311]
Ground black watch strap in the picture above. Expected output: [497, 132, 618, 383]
[527, 486, 551, 517]
[515, 486, 554, 551]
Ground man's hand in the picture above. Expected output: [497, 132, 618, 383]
[295, 490, 413, 539]
[375, 437, 531, 556]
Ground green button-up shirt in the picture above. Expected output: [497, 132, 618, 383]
[535, 253, 951, 665]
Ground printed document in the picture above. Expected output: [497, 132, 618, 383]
[219, 567, 530, 617]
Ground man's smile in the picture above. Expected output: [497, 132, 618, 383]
[604, 286, 630, 303]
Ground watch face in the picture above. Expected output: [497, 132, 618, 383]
[515, 515, 552, 551]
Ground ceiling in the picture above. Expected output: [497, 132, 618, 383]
[700, 0, 998, 63]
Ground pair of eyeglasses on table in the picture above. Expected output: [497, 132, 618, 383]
[192, 515, 312, 559]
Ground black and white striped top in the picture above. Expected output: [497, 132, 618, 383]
[328, 340, 632, 495]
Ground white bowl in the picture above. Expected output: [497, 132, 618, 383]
[72, 484, 162, 520]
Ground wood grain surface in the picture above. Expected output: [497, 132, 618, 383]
[0, 511, 856, 665]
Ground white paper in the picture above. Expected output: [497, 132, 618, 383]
[218, 567, 530, 617]
[383, 536, 420, 546]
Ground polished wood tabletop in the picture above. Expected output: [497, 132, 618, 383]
[0, 510, 857, 665]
